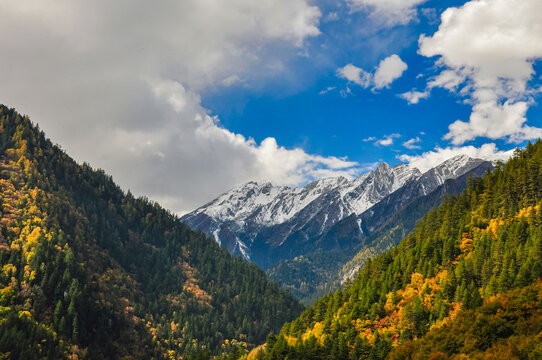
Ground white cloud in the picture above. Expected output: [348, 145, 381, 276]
[110, 78, 361, 214]
[445, 101, 540, 145]
[427, 70, 464, 91]
[400, 90, 429, 104]
[337, 64, 372, 88]
[398, 143, 515, 173]
[338, 54, 407, 90]
[419, 0, 542, 145]
[374, 54, 408, 89]
[319, 86, 336, 95]
[366, 133, 401, 146]
[403, 137, 422, 149]
[347, 0, 428, 26]
[378, 138, 394, 146]
[0, 1, 374, 215]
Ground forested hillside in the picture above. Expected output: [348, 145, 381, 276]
[0, 106, 304, 359]
[267, 165, 491, 305]
[254, 142, 542, 359]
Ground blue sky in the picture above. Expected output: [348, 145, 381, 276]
[1, 0, 541, 213]
[201, 0, 541, 170]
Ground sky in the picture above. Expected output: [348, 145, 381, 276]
[0, 0, 541, 214]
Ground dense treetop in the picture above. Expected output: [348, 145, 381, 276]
[0, 105, 303, 359]
[252, 141, 542, 359]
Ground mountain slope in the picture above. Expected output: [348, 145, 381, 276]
[182, 157, 490, 270]
[182, 163, 421, 267]
[267, 161, 492, 305]
[253, 143, 542, 359]
[337, 159, 493, 285]
[0, 106, 303, 359]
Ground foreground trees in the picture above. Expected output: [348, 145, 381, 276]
[254, 142, 542, 359]
[0, 106, 303, 359]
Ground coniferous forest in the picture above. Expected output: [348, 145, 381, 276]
[0, 106, 304, 359]
[2, 0, 542, 359]
[1, 105, 542, 360]
[251, 142, 542, 359]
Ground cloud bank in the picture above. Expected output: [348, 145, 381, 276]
[419, 0, 542, 145]
[0, 0, 367, 214]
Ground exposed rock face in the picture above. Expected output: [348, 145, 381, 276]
[181, 156, 492, 268]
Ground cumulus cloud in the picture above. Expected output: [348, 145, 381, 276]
[400, 90, 429, 104]
[398, 143, 515, 173]
[403, 137, 422, 149]
[0, 1, 373, 215]
[347, 0, 428, 26]
[374, 54, 408, 89]
[378, 138, 395, 146]
[110, 78, 360, 213]
[364, 134, 401, 146]
[427, 70, 464, 92]
[337, 54, 407, 90]
[418, 0, 542, 145]
[337, 64, 372, 88]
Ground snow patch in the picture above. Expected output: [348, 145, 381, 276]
[212, 229, 221, 245]
[236, 238, 250, 261]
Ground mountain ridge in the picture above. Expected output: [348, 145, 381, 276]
[251, 141, 542, 360]
[266, 159, 493, 304]
[0, 105, 304, 359]
[182, 155, 493, 270]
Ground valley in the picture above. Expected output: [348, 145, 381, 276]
[2, 0, 542, 359]
[183, 155, 493, 304]
[0, 107, 541, 360]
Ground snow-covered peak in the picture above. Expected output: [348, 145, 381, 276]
[435, 154, 472, 174]
[351, 171, 372, 186]
[375, 162, 391, 173]
[185, 157, 480, 239]
[392, 164, 422, 186]
[190, 160, 426, 230]
[181, 155, 492, 263]
[422, 155, 481, 187]
[195, 181, 286, 220]
[304, 176, 348, 193]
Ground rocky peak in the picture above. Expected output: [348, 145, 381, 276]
[181, 155, 489, 265]
[375, 162, 392, 176]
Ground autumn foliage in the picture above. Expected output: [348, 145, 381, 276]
[0, 106, 303, 359]
[255, 142, 542, 359]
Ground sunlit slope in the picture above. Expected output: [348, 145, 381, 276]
[255, 142, 542, 359]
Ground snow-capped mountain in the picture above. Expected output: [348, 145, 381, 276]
[357, 155, 489, 232]
[181, 155, 492, 268]
[191, 162, 419, 228]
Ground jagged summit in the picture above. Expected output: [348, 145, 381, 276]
[181, 155, 491, 267]
[190, 161, 419, 226]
